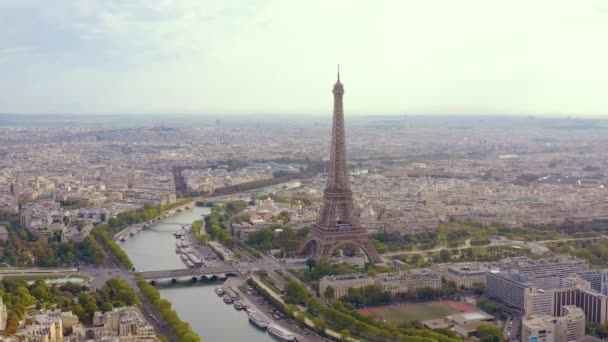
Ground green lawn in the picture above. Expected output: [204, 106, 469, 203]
[370, 303, 458, 323]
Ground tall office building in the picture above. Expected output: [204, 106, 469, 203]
[486, 271, 533, 310]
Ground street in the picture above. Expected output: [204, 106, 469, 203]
[225, 277, 325, 342]
[79, 252, 178, 341]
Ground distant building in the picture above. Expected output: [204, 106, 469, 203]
[20, 202, 68, 238]
[319, 273, 374, 299]
[11, 309, 74, 342]
[496, 256, 588, 289]
[445, 264, 489, 289]
[525, 275, 608, 324]
[525, 288, 555, 316]
[9, 306, 159, 341]
[485, 271, 533, 310]
[376, 269, 441, 295]
[522, 306, 585, 342]
[553, 284, 608, 324]
[423, 311, 494, 338]
[577, 269, 608, 295]
[92, 306, 158, 340]
[319, 269, 441, 299]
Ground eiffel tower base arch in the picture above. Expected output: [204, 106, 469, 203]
[298, 234, 382, 264]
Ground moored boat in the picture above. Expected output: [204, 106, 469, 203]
[267, 325, 295, 341]
[233, 300, 244, 310]
[214, 286, 225, 296]
[248, 312, 268, 330]
[223, 295, 233, 304]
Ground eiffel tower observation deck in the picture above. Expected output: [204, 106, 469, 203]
[298, 69, 381, 264]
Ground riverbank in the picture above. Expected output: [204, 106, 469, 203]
[247, 276, 354, 341]
[120, 205, 275, 342]
[113, 200, 195, 241]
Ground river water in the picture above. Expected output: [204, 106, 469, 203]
[120, 206, 272, 342]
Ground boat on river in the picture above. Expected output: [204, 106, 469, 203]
[226, 288, 240, 301]
[223, 295, 233, 304]
[215, 286, 225, 296]
[267, 325, 295, 341]
[233, 300, 245, 310]
[248, 311, 268, 330]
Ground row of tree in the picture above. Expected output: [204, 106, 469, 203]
[135, 274, 201, 342]
[245, 226, 309, 252]
[204, 200, 247, 247]
[92, 226, 133, 269]
[106, 199, 192, 233]
[476, 297, 509, 320]
[549, 239, 608, 266]
[191, 219, 210, 244]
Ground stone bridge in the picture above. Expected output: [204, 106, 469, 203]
[140, 265, 239, 284]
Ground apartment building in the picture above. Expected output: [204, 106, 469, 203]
[444, 264, 489, 289]
[376, 269, 441, 295]
[319, 273, 375, 299]
[485, 271, 533, 310]
[320, 269, 441, 299]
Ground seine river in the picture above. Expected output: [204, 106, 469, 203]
[120, 205, 272, 342]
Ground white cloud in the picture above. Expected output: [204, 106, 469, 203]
[0, 0, 607, 116]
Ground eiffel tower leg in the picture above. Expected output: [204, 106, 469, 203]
[298, 237, 318, 258]
[317, 241, 335, 261]
[360, 239, 382, 264]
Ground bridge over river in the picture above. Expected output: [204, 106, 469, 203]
[140, 265, 239, 284]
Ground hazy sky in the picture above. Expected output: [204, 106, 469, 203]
[1, 0, 607, 116]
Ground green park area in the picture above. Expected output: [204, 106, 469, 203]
[373, 218, 608, 255]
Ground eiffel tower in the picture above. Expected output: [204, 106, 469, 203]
[298, 69, 381, 264]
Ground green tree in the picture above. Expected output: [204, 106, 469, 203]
[323, 285, 335, 300]
[340, 329, 351, 340]
[476, 323, 502, 339]
[285, 280, 309, 305]
[294, 312, 306, 327]
[223, 236, 236, 248]
[313, 316, 327, 333]
[306, 258, 316, 271]
[439, 249, 451, 262]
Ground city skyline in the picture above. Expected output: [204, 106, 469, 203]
[1, 0, 608, 116]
